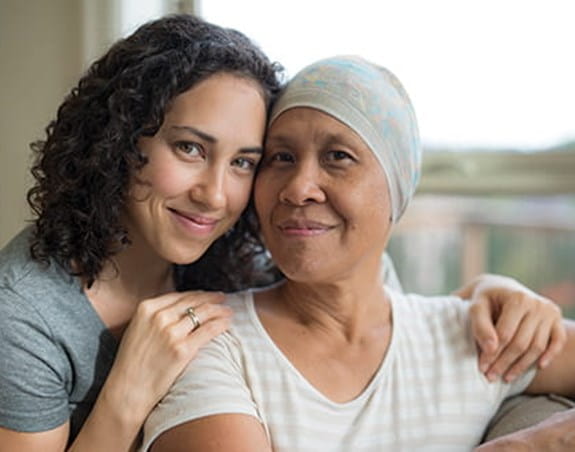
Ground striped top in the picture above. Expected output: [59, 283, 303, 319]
[141, 289, 534, 452]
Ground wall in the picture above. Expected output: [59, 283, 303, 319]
[0, 0, 83, 246]
[0, 0, 129, 247]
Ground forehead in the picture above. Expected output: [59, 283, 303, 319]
[266, 107, 387, 181]
[268, 107, 368, 148]
[160, 73, 267, 144]
[166, 73, 265, 119]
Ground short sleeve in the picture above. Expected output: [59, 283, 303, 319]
[0, 286, 70, 432]
[140, 331, 260, 452]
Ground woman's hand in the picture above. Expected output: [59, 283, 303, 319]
[107, 291, 231, 416]
[455, 274, 566, 382]
[78, 291, 232, 450]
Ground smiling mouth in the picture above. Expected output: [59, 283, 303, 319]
[277, 220, 335, 237]
[169, 208, 220, 235]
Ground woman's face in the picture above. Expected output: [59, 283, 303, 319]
[126, 73, 266, 265]
[255, 107, 392, 283]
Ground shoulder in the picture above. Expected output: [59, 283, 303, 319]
[0, 228, 86, 357]
[389, 288, 470, 326]
[221, 291, 259, 336]
[388, 289, 473, 354]
[0, 227, 74, 304]
[222, 290, 253, 313]
[0, 228, 38, 288]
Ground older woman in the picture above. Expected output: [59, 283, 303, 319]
[141, 56, 575, 451]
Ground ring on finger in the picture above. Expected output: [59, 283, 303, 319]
[185, 306, 201, 331]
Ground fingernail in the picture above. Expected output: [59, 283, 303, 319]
[487, 372, 497, 382]
[479, 363, 488, 373]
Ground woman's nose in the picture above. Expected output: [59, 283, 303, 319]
[278, 162, 326, 206]
[188, 166, 227, 211]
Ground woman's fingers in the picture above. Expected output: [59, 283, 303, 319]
[181, 315, 233, 356]
[469, 298, 500, 373]
[171, 301, 233, 341]
[485, 314, 541, 381]
[491, 296, 528, 349]
[500, 320, 552, 382]
[538, 318, 568, 369]
[145, 291, 232, 362]
[466, 275, 566, 381]
[484, 298, 565, 381]
[133, 290, 225, 330]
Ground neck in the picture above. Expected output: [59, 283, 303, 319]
[82, 232, 175, 339]
[273, 261, 391, 343]
[87, 234, 174, 305]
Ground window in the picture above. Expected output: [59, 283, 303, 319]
[200, 0, 575, 313]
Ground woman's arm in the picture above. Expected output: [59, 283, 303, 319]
[0, 425, 69, 452]
[525, 319, 575, 397]
[151, 415, 270, 452]
[0, 291, 231, 452]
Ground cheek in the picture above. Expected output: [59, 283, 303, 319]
[341, 178, 391, 229]
[138, 159, 192, 199]
[359, 181, 392, 243]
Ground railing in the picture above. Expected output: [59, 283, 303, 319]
[390, 195, 575, 317]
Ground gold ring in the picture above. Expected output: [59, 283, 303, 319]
[185, 306, 201, 331]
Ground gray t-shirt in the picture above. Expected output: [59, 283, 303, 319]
[0, 228, 118, 442]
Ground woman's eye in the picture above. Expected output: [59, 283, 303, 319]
[175, 141, 203, 157]
[269, 151, 295, 164]
[232, 157, 258, 171]
[326, 150, 354, 162]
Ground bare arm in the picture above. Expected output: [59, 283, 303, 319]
[525, 319, 575, 397]
[151, 414, 271, 452]
[0, 425, 69, 452]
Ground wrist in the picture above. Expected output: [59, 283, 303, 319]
[68, 382, 146, 452]
[95, 366, 155, 431]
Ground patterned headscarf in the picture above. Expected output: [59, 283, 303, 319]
[269, 55, 422, 223]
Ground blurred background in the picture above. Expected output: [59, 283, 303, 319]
[1, 0, 574, 315]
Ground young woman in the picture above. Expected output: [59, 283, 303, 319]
[0, 14, 281, 452]
[0, 16, 565, 452]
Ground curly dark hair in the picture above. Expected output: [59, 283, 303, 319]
[27, 14, 284, 291]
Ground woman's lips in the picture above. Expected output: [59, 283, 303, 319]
[277, 219, 335, 237]
[169, 208, 219, 236]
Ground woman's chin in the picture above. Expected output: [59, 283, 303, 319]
[164, 243, 210, 266]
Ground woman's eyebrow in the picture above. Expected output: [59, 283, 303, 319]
[239, 147, 263, 155]
[265, 134, 293, 145]
[172, 125, 262, 154]
[171, 125, 216, 143]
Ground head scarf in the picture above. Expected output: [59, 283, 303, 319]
[269, 55, 422, 223]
